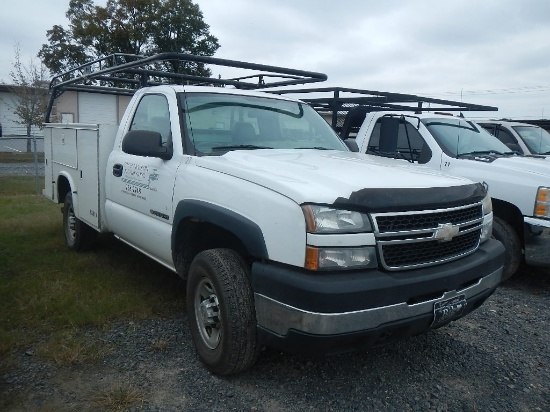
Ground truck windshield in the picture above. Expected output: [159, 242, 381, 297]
[423, 118, 511, 158]
[180, 92, 347, 155]
[513, 125, 550, 154]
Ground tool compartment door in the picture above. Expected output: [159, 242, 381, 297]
[76, 127, 100, 229]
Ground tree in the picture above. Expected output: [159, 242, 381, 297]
[39, 0, 220, 77]
[36, 24, 88, 75]
[7, 44, 49, 152]
[151, 0, 220, 76]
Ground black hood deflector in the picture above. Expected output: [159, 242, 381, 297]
[333, 183, 486, 213]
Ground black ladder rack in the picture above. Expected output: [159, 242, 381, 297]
[46, 52, 328, 122]
[270, 86, 498, 137]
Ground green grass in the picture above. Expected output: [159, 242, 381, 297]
[0, 176, 184, 361]
[0, 175, 38, 194]
[0, 152, 44, 163]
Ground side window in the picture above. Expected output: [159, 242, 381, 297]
[397, 123, 424, 153]
[480, 124, 496, 136]
[368, 118, 428, 162]
[129, 94, 171, 145]
[496, 126, 523, 153]
[495, 126, 517, 144]
[368, 121, 381, 150]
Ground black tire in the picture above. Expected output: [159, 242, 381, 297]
[186, 249, 260, 375]
[492, 217, 522, 282]
[62, 192, 96, 251]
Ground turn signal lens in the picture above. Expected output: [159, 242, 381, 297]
[537, 187, 548, 202]
[534, 187, 550, 218]
[305, 246, 319, 270]
[304, 246, 377, 270]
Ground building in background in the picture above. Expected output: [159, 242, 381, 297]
[0, 84, 44, 136]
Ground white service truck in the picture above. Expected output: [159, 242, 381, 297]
[289, 87, 550, 281]
[43, 55, 503, 375]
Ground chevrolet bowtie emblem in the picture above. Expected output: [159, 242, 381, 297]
[433, 223, 460, 242]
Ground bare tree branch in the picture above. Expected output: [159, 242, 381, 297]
[5, 43, 50, 151]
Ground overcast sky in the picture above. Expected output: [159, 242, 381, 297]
[1, 0, 549, 119]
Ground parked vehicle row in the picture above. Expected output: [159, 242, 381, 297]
[282, 87, 550, 282]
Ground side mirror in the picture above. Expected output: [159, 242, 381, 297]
[122, 130, 172, 160]
[344, 138, 359, 152]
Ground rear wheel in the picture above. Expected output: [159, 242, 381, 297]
[492, 217, 522, 282]
[62, 192, 96, 251]
[186, 248, 259, 375]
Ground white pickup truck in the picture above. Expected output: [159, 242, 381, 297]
[478, 120, 550, 156]
[355, 113, 550, 281]
[288, 87, 549, 281]
[43, 55, 503, 375]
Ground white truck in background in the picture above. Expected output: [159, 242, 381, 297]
[284, 87, 550, 281]
[478, 120, 550, 156]
[43, 56, 503, 374]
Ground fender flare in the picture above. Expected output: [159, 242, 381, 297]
[491, 197, 525, 245]
[171, 199, 269, 260]
[57, 171, 78, 208]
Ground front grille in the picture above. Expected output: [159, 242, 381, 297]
[381, 230, 480, 268]
[372, 203, 484, 270]
[375, 205, 482, 232]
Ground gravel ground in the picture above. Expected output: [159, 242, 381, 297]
[2, 166, 549, 410]
[1, 266, 549, 411]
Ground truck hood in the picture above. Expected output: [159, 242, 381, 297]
[195, 150, 480, 209]
[454, 155, 550, 181]
[449, 154, 550, 215]
[493, 155, 550, 176]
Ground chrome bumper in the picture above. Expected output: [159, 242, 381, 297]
[254, 268, 502, 337]
[524, 217, 550, 266]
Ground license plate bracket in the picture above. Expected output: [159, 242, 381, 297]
[431, 294, 467, 328]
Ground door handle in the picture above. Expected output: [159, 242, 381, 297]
[113, 163, 123, 177]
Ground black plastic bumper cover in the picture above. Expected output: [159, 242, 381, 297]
[251, 238, 504, 355]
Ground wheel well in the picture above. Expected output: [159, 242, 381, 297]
[492, 198, 524, 246]
[173, 219, 250, 279]
[57, 176, 71, 204]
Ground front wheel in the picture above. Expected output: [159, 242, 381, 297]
[492, 217, 522, 282]
[62, 192, 96, 251]
[186, 249, 260, 375]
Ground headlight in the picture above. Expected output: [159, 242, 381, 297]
[302, 205, 372, 233]
[480, 211, 493, 243]
[302, 205, 376, 270]
[534, 187, 550, 218]
[305, 246, 378, 270]
[480, 194, 493, 243]
[482, 193, 493, 215]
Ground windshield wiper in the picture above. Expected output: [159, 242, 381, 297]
[211, 144, 273, 151]
[366, 148, 413, 162]
[295, 146, 331, 150]
[457, 150, 505, 158]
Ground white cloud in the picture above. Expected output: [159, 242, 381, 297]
[1, 0, 548, 118]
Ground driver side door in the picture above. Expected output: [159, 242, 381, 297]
[106, 93, 180, 267]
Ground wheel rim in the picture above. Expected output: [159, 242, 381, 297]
[194, 277, 222, 350]
[65, 204, 77, 242]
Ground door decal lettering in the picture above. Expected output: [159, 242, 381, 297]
[120, 162, 160, 200]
